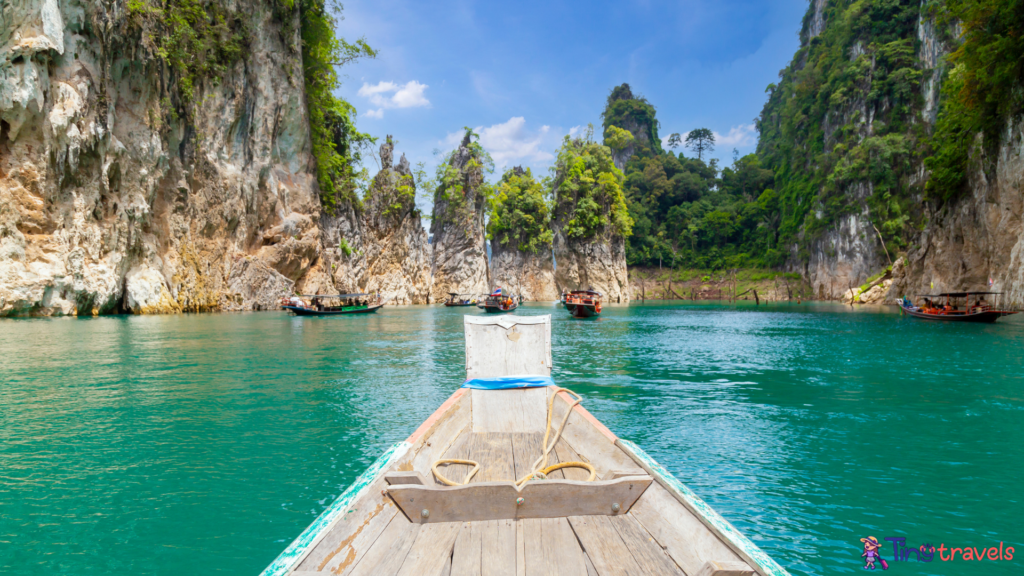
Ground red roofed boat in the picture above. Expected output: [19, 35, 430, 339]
[564, 289, 602, 318]
[898, 292, 1017, 323]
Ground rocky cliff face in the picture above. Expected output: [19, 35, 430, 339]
[551, 229, 629, 303]
[489, 242, 557, 301]
[318, 137, 429, 304]
[0, 0, 330, 315]
[891, 121, 1024, 307]
[429, 133, 489, 300]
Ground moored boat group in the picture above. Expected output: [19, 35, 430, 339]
[282, 286, 606, 319]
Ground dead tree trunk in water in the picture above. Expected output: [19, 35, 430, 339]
[754, 289, 760, 306]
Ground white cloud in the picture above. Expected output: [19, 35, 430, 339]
[715, 124, 758, 147]
[441, 117, 556, 168]
[662, 124, 758, 151]
[356, 81, 430, 116]
[568, 125, 583, 137]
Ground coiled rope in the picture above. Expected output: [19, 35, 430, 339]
[432, 387, 597, 486]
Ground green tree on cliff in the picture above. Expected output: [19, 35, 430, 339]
[684, 128, 715, 160]
[552, 136, 632, 240]
[487, 168, 553, 254]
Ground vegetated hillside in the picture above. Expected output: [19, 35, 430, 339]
[602, 85, 780, 272]
[758, 0, 1024, 302]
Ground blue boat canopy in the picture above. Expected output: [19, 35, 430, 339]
[462, 375, 554, 389]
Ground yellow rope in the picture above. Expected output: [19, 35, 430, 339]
[430, 387, 597, 486]
[432, 459, 480, 486]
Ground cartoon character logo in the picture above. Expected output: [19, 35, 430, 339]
[861, 536, 889, 570]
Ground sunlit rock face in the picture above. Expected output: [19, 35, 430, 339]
[891, 121, 1024, 307]
[429, 132, 490, 301]
[0, 0, 329, 316]
[489, 243, 558, 302]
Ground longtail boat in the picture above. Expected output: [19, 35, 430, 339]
[444, 293, 479, 307]
[898, 291, 1017, 323]
[564, 289, 602, 318]
[280, 293, 384, 316]
[261, 315, 789, 576]
[478, 287, 519, 313]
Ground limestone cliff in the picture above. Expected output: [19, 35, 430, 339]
[602, 84, 659, 171]
[0, 0, 329, 315]
[550, 137, 631, 303]
[890, 121, 1024, 306]
[429, 132, 490, 300]
[486, 166, 557, 300]
[319, 136, 429, 304]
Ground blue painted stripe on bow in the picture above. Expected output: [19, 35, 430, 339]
[461, 375, 555, 389]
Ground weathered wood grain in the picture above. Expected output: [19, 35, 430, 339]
[348, 513, 420, 576]
[523, 518, 587, 576]
[568, 515, 645, 576]
[515, 520, 526, 576]
[511, 432, 546, 481]
[695, 560, 756, 576]
[464, 316, 552, 379]
[295, 488, 400, 573]
[411, 395, 472, 478]
[466, 433, 515, 482]
[549, 395, 643, 480]
[473, 389, 548, 433]
[628, 484, 746, 576]
[552, 440, 592, 481]
[609, 514, 685, 575]
[386, 477, 651, 523]
[396, 522, 462, 576]
[481, 519, 517, 576]
[450, 522, 480, 576]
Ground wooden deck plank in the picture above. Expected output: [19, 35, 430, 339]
[481, 519, 517, 576]
[550, 396, 643, 480]
[627, 484, 745, 576]
[515, 520, 526, 576]
[450, 522, 480, 576]
[567, 515, 644, 576]
[396, 522, 462, 576]
[609, 514, 685, 575]
[467, 433, 515, 483]
[348, 513, 420, 576]
[511, 432, 546, 481]
[432, 428, 474, 486]
[299, 500, 399, 575]
[411, 395, 472, 480]
[584, 554, 599, 576]
[523, 518, 588, 576]
[472, 388, 549, 434]
[553, 440, 591, 481]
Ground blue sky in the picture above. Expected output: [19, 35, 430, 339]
[333, 0, 808, 183]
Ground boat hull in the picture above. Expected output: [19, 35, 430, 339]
[565, 303, 599, 318]
[478, 302, 518, 313]
[283, 304, 383, 316]
[900, 305, 1011, 323]
[444, 302, 477, 307]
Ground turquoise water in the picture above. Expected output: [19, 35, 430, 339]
[1, 303, 1022, 575]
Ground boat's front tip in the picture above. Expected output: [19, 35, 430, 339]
[616, 439, 791, 576]
[259, 441, 412, 576]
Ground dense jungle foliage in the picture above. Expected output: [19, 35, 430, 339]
[615, 0, 1024, 271]
[925, 0, 1024, 201]
[603, 84, 779, 269]
[551, 135, 633, 241]
[487, 168, 553, 254]
[430, 130, 495, 228]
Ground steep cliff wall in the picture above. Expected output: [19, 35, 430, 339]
[486, 166, 556, 300]
[0, 0, 329, 315]
[892, 121, 1024, 306]
[429, 132, 490, 300]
